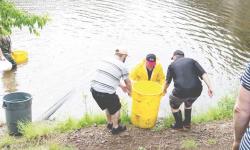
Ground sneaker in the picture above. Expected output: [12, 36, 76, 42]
[111, 124, 126, 134]
[107, 123, 113, 130]
[170, 123, 183, 130]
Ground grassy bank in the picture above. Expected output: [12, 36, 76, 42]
[0, 100, 130, 149]
[0, 96, 235, 149]
[159, 95, 235, 129]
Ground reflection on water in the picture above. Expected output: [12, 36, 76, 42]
[2, 70, 18, 93]
[0, 0, 249, 120]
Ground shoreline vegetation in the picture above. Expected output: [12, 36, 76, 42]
[0, 94, 235, 150]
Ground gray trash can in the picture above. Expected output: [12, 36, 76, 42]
[2, 92, 32, 135]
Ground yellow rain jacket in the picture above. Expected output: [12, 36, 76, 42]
[130, 59, 165, 85]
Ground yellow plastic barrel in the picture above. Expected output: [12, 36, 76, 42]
[11, 50, 28, 65]
[131, 81, 163, 128]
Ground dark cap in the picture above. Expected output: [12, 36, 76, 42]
[171, 50, 184, 60]
[146, 54, 156, 62]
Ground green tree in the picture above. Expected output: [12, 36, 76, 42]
[0, 0, 49, 35]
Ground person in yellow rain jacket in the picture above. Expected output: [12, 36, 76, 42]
[130, 54, 165, 85]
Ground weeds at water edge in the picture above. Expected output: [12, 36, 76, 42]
[180, 139, 198, 150]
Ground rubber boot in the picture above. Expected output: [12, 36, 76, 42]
[183, 109, 192, 129]
[171, 110, 183, 130]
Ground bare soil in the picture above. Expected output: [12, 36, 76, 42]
[58, 120, 233, 150]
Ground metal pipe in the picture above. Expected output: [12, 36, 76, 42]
[36, 89, 75, 121]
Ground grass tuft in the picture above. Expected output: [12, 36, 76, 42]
[55, 118, 80, 133]
[56, 114, 106, 133]
[162, 95, 235, 127]
[207, 138, 217, 145]
[193, 96, 235, 123]
[138, 146, 146, 150]
[78, 114, 106, 128]
[0, 135, 15, 148]
[18, 121, 55, 140]
[181, 139, 198, 149]
[120, 101, 130, 124]
[49, 143, 74, 150]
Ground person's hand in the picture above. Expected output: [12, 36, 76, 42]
[232, 140, 240, 150]
[208, 88, 213, 98]
[127, 91, 131, 97]
[120, 85, 128, 93]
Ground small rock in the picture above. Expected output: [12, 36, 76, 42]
[170, 130, 175, 133]
[101, 140, 107, 143]
[119, 132, 130, 137]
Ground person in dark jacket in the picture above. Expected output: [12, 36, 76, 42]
[0, 35, 17, 70]
[163, 50, 213, 130]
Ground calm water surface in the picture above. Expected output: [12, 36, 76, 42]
[1, 0, 250, 121]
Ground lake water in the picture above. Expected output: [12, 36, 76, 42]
[1, 0, 250, 121]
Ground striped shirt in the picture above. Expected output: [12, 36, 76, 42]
[241, 63, 250, 91]
[91, 57, 129, 94]
[239, 63, 250, 150]
[240, 128, 250, 150]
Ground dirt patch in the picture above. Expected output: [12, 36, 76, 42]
[58, 120, 233, 150]
[0, 123, 6, 137]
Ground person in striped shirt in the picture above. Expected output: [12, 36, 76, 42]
[233, 63, 250, 150]
[90, 49, 132, 134]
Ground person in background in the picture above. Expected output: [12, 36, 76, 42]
[130, 53, 165, 85]
[90, 49, 132, 134]
[0, 35, 17, 70]
[0, 47, 5, 61]
[163, 50, 213, 130]
[233, 63, 250, 150]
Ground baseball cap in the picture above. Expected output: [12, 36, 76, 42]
[146, 54, 156, 66]
[171, 50, 184, 60]
[115, 49, 128, 56]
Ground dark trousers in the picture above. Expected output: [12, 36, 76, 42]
[3, 53, 17, 70]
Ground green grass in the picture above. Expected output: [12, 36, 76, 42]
[7, 143, 75, 150]
[1, 101, 131, 149]
[120, 101, 130, 124]
[55, 118, 80, 133]
[0, 95, 235, 149]
[180, 139, 198, 149]
[207, 138, 217, 145]
[192, 95, 235, 123]
[77, 114, 106, 128]
[0, 135, 16, 148]
[18, 121, 55, 139]
[16, 100, 130, 140]
[160, 95, 235, 129]
[138, 146, 146, 150]
[152, 115, 174, 131]
[18, 114, 106, 139]
[49, 143, 75, 150]
[162, 115, 175, 128]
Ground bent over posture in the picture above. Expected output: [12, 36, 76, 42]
[0, 35, 17, 70]
[163, 50, 213, 130]
[90, 49, 131, 134]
